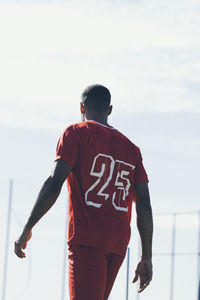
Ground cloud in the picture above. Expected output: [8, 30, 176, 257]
[0, 0, 200, 129]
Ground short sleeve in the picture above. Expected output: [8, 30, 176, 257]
[134, 149, 149, 184]
[55, 126, 80, 168]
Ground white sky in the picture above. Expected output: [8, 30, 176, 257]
[0, 1, 200, 300]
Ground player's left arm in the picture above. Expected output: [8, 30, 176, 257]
[14, 159, 72, 258]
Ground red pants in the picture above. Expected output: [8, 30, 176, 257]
[68, 244, 125, 300]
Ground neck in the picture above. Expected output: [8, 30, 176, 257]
[85, 115, 108, 125]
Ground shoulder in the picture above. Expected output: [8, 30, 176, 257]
[62, 122, 88, 135]
[114, 129, 140, 153]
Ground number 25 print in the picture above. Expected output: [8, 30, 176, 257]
[85, 153, 135, 212]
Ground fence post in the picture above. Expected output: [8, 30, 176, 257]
[1, 179, 13, 300]
[170, 213, 176, 300]
[136, 237, 140, 300]
[61, 199, 68, 300]
[126, 247, 130, 300]
[197, 211, 200, 300]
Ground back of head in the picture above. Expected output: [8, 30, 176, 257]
[81, 84, 111, 113]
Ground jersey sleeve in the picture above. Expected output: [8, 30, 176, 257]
[134, 149, 149, 183]
[55, 126, 80, 168]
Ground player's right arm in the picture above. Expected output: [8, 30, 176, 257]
[132, 182, 153, 292]
[14, 159, 72, 258]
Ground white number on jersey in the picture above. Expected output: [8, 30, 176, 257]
[85, 153, 135, 211]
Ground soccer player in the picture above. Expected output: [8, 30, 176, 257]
[15, 84, 153, 299]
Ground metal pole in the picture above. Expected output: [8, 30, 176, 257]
[136, 237, 140, 300]
[170, 213, 176, 300]
[61, 202, 68, 300]
[1, 179, 13, 300]
[197, 211, 200, 300]
[198, 280, 200, 300]
[126, 247, 130, 300]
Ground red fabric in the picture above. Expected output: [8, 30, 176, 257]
[56, 120, 148, 256]
[68, 244, 125, 300]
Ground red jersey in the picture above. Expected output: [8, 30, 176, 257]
[56, 120, 148, 256]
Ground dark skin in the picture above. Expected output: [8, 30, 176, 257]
[15, 103, 153, 293]
[14, 159, 72, 258]
[133, 182, 153, 292]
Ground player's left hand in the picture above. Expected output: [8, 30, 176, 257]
[132, 258, 153, 293]
[14, 229, 32, 258]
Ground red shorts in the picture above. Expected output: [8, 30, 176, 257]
[68, 244, 125, 300]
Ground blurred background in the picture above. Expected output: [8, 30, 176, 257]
[0, 0, 200, 299]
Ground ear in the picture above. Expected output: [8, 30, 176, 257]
[108, 105, 112, 116]
[80, 102, 85, 114]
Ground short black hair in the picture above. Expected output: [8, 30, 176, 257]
[81, 84, 111, 113]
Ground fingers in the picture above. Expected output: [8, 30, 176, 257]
[22, 240, 28, 249]
[132, 270, 138, 283]
[138, 272, 152, 293]
[132, 272, 138, 283]
[138, 281, 150, 293]
[14, 241, 26, 258]
[133, 273, 151, 293]
[14, 230, 32, 259]
[132, 260, 153, 293]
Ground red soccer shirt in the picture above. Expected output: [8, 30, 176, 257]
[56, 120, 148, 256]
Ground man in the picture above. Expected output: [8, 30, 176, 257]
[15, 84, 153, 300]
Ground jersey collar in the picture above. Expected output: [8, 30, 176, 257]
[87, 120, 116, 130]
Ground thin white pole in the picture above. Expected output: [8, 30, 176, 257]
[126, 248, 130, 300]
[136, 237, 140, 300]
[1, 179, 13, 300]
[170, 213, 176, 300]
[61, 201, 68, 300]
[198, 280, 200, 300]
[197, 211, 200, 300]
